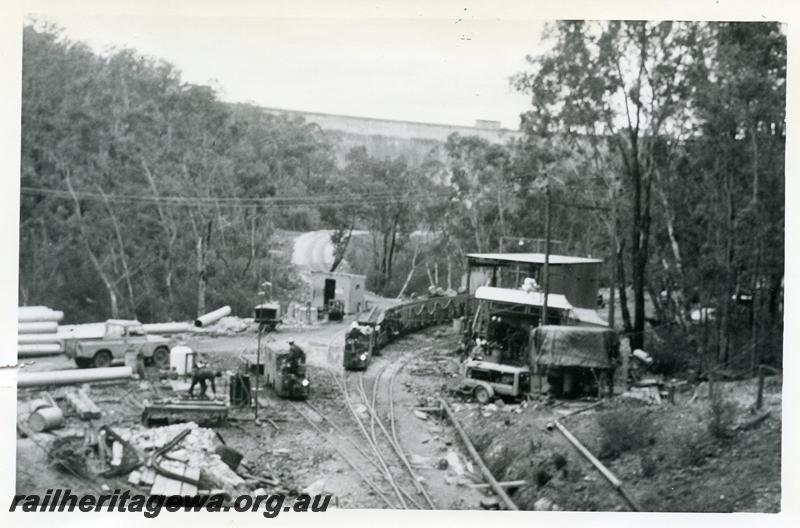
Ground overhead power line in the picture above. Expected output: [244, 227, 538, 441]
[20, 186, 454, 209]
[21, 186, 612, 212]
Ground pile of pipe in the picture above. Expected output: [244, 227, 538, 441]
[18, 306, 64, 358]
[194, 306, 232, 328]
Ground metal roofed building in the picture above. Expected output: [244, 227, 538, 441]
[309, 271, 367, 314]
[474, 286, 607, 327]
[474, 286, 573, 312]
[466, 252, 604, 310]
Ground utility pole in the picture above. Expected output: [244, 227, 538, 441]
[609, 185, 617, 329]
[542, 173, 551, 327]
[254, 325, 262, 423]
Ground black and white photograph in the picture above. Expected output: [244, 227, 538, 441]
[1, 0, 792, 520]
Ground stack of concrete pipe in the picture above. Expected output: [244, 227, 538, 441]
[18, 306, 64, 358]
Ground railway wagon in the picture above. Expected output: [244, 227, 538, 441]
[263, 344, 310, 399]
[378, 295, 468, 343]
[344, 295, 468, 369]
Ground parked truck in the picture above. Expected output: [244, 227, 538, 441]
[64, 319, 173, 369]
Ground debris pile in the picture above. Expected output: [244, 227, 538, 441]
[200, 316, 252, 335]
[118, 422, 246, 494]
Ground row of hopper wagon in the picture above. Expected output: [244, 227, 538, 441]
[343, 295, 469, 371]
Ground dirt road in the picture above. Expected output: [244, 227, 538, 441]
[292, 230, 334, 271]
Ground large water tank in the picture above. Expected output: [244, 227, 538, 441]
[170, 345, 196, 376]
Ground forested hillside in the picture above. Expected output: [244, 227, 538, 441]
[20, 25, 336, 322]
[510, 21, 785, 368]
[20, 21, 784, 372]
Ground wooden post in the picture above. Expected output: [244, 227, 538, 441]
[542, 173, 551, 326]
[465, 259, 472, 316]
[254, 326, 262, 422]
[609, 185, 617, 328]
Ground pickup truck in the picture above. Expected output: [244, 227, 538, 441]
[64, 319, 172, 369]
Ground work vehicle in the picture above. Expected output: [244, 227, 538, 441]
[343, 324, 375, 371]
[458, 359, 531, 404]
[254, 302, 281, 332]
[263, 344, 310, 399]
[327, 300, 344, 322]
[65, 320, 172, 369]
[530, 325, 619, 398]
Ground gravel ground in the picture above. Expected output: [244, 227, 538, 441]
[15, 324, 781, 511]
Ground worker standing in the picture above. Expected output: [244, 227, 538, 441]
[287, 338, 306, 369]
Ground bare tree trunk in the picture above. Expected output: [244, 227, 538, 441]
[749, 126, 760, 375]
[98, 185, 137, 319]
[371, 231, 381, 273]
[447, 256, 452, 290]
[496, 182, 506, 239]
[387, 214, 400, 282]
[647, 285, 665, 323]
[215, 200, 227, 248]
[630, 160, 646, 350]
[750, 239, 762, 375]
[65, 173, 119, 318]
[381, 231, 390, 276]
[196, 235, 206, 318]
[721, 166, 735, 366]
[470, 205, 483, 253]
[654, 169, 687, 326]
[330, 217, 355, 273]
[141, 158, 176, 310]
[193, 217, 213, 318]
[617, 237, 632, 334]
[397, 244, 420, 299]
[242, 213, 257, 277]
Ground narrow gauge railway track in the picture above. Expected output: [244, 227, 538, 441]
[354, 359, 437, 509]
[330, 364, 434, 509]
[290, 327, 436, 509]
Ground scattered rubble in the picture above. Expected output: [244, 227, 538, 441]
[533, 497, 561, 511]
[142, 398, 229, 426]
[64, 388, 102, 419]
[621, 387, 662, 405]
[197, 316, 253, 336]
[118, 422, 246, 493]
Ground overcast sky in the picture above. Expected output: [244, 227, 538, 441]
[32, 14, 546, 129]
